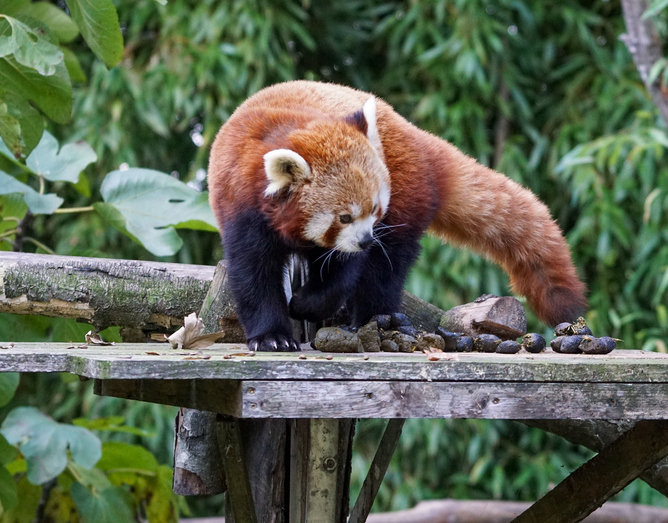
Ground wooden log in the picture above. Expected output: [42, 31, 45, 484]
[349, 419, 405, 523]
[173, 261, 243, 497]
[216, 417, 258, 523]
[173, 408, 226, 495]
[511, 420, 668, 523]
[364, 499, 668, 523]
[0, 252, 215, 332]
[440, 295, 527, 339]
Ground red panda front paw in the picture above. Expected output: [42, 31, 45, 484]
[289, 294, 333, 322]
[248, 333, 300, 352]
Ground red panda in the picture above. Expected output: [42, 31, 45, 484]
[208, 81, 586, 351]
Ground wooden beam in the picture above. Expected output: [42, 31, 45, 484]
[216, 417, 258, 523]
[511, 420, 668, 523]
[349, 419, 405, 523]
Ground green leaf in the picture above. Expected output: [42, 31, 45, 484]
[0, 171, 62, 214]
[73, 417, 153, 437]
[0, 0, 31, 17]
[0, 464, 18, 511]
[0, 373, 19, 407]
[22, 2, 79, 44]
[0, 100, 21, 155]
[0, 16, 64, 76]
[643, 0, 668, 19]
[70, 483, 135, 523]
[96, 441, 158, 472]
[0, 54, 72, 124]
[2, 475, 40, 523]
[2, 91, 44, 157]
[146, 465, 176, 522]
[1, 407, 101, 484]
[61, 45, 86, 82]
[97, 168, 218, 256]
[26, 131, 96, 183]
[65, 0, 123, 69]
[0, 434, 18, 465]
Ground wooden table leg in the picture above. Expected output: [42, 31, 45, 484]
[349, 418, 405, 523]
[511, 420, 668, 523]
[216, 417, 258, 523]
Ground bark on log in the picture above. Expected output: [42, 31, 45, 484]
[0, 252, 215, 332]
[440, 295, 527, 339]
[180, 499, 668, 523]
[173, 408, 226, 495]
[365, 499, 668, 523]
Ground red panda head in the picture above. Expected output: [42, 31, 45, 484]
[263, 97, 391, 252]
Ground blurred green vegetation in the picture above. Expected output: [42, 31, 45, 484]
[2, 0, 668, 517]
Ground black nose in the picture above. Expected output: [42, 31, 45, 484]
[358, 235, 373, 250]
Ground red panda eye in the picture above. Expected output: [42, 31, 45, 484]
[340, 214, 353, 224]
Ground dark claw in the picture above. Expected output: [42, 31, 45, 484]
[249, 333, 302, 352]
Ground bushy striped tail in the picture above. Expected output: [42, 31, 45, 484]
[428, 143, 586, 326]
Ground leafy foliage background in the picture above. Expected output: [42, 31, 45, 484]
[2, 0, 668, 517]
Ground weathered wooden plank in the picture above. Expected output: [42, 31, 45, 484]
[289, 420, 309, 523]
[5, 343, 668, 383]
[239, 381, 668, 419]
[216, 418, 258, 523]
[349, 419, 405, 523]
[0, 252, 215, 331]
[94, 379, 242, 416]
[96, 379, 668, 420]
[511, 420, 668, 523]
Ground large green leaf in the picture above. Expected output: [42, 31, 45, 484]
[65, 0, 123, 69]
[0, 373, 19, 408]
[2, 91, 44, 157]
[0, 16, 64, 75]
[1, 407, 101, 484]
[21, 2, 79, 44]
[26, 131, 96, 183]
[0, 171, 62, 214]
[0, 464, 18, 511]
[0, 54, 72, 124]
[97, 168, 218, 256]
[70, 483, 134, 523]
[1, 476, 40, 522]
[96, 441, 158, 472]
[0, 100, 20, 155]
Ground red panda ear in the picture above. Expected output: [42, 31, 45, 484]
[263, 149, 311, 196]
[344, 97, 384, 159]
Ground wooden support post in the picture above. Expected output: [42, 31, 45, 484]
[216, 417, 258, 523]
[511, 420, 668, 523]
[349, 419, 405, 523]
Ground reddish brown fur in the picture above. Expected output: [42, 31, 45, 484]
[208, 81, 587, 325]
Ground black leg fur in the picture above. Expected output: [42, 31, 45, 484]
[349, 237, 422, 326]
[223, 210, 299, 352]
[289, 249, 367, 322]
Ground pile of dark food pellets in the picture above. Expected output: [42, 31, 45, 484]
[313, 314, 617, 355]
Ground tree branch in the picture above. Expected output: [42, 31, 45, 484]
[620, 0, 668, 125]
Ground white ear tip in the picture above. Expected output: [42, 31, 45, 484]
[362, 97, 377, 124]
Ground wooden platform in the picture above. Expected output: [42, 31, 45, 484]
[4, 343, 668, 420]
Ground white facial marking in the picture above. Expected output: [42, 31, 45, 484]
[263, 149, 311, 196]
[336, 214, 376, 252]
[351, 203, 362, 218]
[304, 212, 334, 243]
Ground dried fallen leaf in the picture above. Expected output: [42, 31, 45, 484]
[184, 355, 212, 360]
[78, 345, 88, 349]
[0, 343, 13, 350]
[145, 351, 160, 356]
[223, 355, 233, 359]
[427, 354, 441, 361]
[85, 331, 115, 346]
[298, 354, 307, 359]
[66, 346, 76, 350]
[325, 355, 333, 360]
[167, 312, 224, 350]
